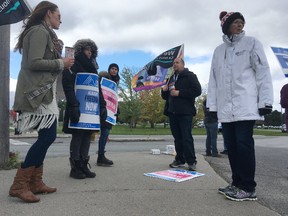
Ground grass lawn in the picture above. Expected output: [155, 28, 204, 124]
[57, 123, 288, 136]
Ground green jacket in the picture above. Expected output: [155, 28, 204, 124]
[14, 24, 63, 112]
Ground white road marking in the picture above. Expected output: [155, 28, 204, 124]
[10, 139, 31, 146]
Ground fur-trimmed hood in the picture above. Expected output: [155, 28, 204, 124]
[73, 39, 98, 59]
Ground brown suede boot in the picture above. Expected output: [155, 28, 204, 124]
[29, 165, 57, 194]
[9, 166, 40, 203]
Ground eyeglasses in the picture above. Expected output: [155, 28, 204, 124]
[232, 20, 244, 25]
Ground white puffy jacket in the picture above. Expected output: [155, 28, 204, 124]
[207, 31, 273, 123]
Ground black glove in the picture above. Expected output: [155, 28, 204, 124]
[100, 108, 107, 121]
[258, 105, 272, 116]
[114, 113, 119, 122]
[70, 106, 80, 123]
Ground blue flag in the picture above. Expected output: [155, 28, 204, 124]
[271, 46, 288, 78]
[0, 0, 31, 26]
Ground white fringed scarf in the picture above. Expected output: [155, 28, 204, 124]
[18, 80, 59, 133]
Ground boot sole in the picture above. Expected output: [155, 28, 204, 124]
[69, 174, 86, 179]
[9, 193, 40, 202]
[32, 189, 57, 194]
[96, 163, 113, 167]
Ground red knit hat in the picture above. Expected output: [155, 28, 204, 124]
[219, 11, 245, 35]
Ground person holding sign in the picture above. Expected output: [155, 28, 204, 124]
[62, 39, 107, 179]
[9, 1, 74, 203]
[96, 64, 120, 166]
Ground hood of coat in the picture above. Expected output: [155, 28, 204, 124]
[73, 39, 98, 59]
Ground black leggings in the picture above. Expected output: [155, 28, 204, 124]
[22, 120, 57, 168]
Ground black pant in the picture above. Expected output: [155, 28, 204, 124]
[169, 113, 196, 164]
[70, 130, 93, 160]
[222, 120, 256, 192]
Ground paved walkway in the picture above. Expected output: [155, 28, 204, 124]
[0, 151, 280, 216]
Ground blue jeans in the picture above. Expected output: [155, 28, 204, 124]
[98, 127, 111, 155]
[22, 119, 57, 168]
[169, 113, 196, 164]
[204, 122, 218, 155]
[222, 120, 256, 192]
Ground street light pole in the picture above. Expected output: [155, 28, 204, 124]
[0, 24, 10, 164]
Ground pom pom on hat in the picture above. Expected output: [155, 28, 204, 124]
[219, 11, 245, 35]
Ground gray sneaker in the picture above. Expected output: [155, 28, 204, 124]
[218, 185, 237, 195]
[188, 163, 197, 171]
[225, 188, 257, 201]
[169, 160, 185, 168]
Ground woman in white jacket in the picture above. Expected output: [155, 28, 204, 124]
[207, 11, 273, 201]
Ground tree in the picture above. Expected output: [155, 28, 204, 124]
[139, 88, 166, 128]
[264, 110, 282, 126]
[118, 67, 142, 128]
[57, 99, 66, 122]
[193, 92, 206, 127]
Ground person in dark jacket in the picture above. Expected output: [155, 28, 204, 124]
[280, 83, 288, 132]
[203, 99, 219, 157]
[161, 58, 201, 171]
[96, 63, 120, 166]
[62, 39, 107, 179]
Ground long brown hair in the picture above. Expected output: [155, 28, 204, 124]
[14, 1, 58, 53]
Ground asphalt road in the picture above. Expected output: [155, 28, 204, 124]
[9, 134, 288, 216]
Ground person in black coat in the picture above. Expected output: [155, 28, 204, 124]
[62, 39, 107, 179]
[280, 83, 288, 133]
[161, 58, 201, 171]
[96, 63, 120, 166]
[203, 99, 219, 157]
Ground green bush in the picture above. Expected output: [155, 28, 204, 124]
[0, 151, 21, 170]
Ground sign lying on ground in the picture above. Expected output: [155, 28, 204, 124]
[144, 169, 205, 182]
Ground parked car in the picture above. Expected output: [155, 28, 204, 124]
[281, 124, 287, 133]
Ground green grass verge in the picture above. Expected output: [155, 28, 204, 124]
[57, 123, 288, 136]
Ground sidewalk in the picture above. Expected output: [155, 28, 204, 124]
[0, 151, 280, 216]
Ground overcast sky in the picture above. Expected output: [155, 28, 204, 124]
[8, 0, 288, 111]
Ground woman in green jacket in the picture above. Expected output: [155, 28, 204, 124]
[9, 1, 74, 203]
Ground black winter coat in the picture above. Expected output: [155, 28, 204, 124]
[161, 68, 201, 116]
[62, 54, 106, 133]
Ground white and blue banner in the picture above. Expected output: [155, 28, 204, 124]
[69, 73, 100, 130]
[100, 77, 118, 125]
[271, 47, 288, 78]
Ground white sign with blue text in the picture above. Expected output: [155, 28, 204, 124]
[69, 73, 100, 130]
